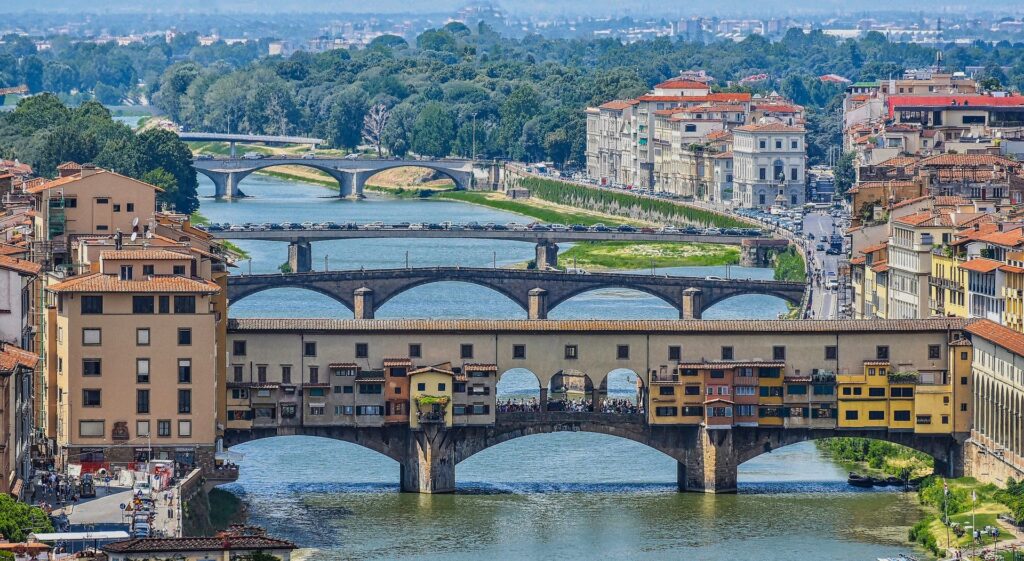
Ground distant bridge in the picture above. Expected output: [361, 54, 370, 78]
[226, 267, 807, 319]
[192, 156, 485, 198]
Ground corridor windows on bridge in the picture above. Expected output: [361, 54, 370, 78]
[928, 344, 942, 359]
[82, 389, 101, 407]
[893, 410, 912, 422]
[564, 345, 579, 360]
[825, 345, 838, 360]
[408, 344, 422, 359]
[668, 346, 681, 361]
[355, 343, 368, 358]
[233, 340, 247, 356]
[304, 342, 317, 357]
[772, 346, 786, 361]
[616, 345, 630, 360]
[178, 328, 192, 346]
[876, 345, 890, 360]
[133, 295, 154, 314]
[709, 369, 725, 379]
[136, 328, 150, 346]
[136, 359, 150, 383]
[83, 358, 101, 376]
[82, 328, 101, 346]
[684, 385, 700, 396]
[461, 344, 474, 359]
[232, 365, 244, 383]
[655, 406, 677, 417]
[512, 344, 526, 359]
[721, 346, 733, 360]
[869, 387, 885, 397]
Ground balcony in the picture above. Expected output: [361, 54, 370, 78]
[417, 411, 446, 424]
[888, 371, 919, 384]
[929, 276, 962, 291]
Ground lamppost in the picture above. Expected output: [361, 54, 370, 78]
[472, 113, 478, 162]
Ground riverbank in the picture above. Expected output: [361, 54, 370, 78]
[557, 241, 739, 270]
[913, 476, 1019, 558]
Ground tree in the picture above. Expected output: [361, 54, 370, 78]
[416, 29, 457, 53]
[362, 103, 391, 157]
[367, 35, 409, 51]
[381, 104, 415, 158]
[411, 102, 455, 158]
[834, 152, 856, 196]
[138, 128, 200, 214]
[0, 495, 53, 542]
[320, 88, 367, 150]
[497, 85, 541, 161]
[543, 129, 571, 167]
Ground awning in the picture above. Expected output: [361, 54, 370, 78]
[9, 478, 23, 498]
[31, 531, 130, 542]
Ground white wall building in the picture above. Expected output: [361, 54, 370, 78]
[731, 122, 806, 208]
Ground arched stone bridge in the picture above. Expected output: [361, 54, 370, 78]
[226, 268, 807, 319]
[223, 413, 965, 494]
[192, 156, 483, 198]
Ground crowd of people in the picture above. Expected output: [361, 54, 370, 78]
[600, 399, 644, 415]
[497, 397, 643, 415]
[497, 398, 541, 413]
[30, 471, 80, 512]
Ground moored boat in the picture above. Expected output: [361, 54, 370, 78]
[848, 472, 873, 488]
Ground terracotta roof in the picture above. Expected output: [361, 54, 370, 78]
[870, 261, 890, 273]
[599, 100, 635, 111]
[704, 130, 732, 141]
[974, 228, 1024, 248]
[894, 212, 936, 226]
[677, 360, 784, 369]
[103, 536, 297, 554]
[966, 319, 1024, 357]
[464, 363, 498, 371]
[890, 195, 930, 209]
[0, 243, 27, 256]
[47, 272, 220, 294]
[861, 242, 888, 254]
[876, 156, 921, 168]
[863, 360, 890, 366]
[735, 122, 804, 133]
[57, 162, 82, 171]
[0, 343, 38, 372]
[410, 366, 454, 376]
[934, 196, 969, 207]
[383, 358, 413, 367]
[0, 254, 41, 275]
[959, 258, 1003, 273]
[755, 103, 802, 113]
[328, 363, 359, 369]
[229, 318, 969, 334]
[1000, 264, 1024, 274]
[916, 153, 1020, 169]
[849, 256, 866, 265]
[655, 79, 711, 90]
[100, 249, 193, 261]
[26, 169, 164, 194]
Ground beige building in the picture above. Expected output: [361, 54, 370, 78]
[47, 250, 221, 471]
[732, 122, 806, 208]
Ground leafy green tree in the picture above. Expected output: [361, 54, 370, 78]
[834, 152, 856, 195]
[138, 128, 200, 214]
[368, 35, 409, 51]
[0, 495, 53, 542]
[321, 88, 368, 150]
[416, 29, 457, 53]
[411, 102, 455, 158]
[497, 85, 540, 161]
[381, 104, 416, 157]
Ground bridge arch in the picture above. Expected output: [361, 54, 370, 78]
[223, 428, 407, 462]
[547, 285, 681, 318]
[372, 279, 529, 318]
[229, 284, 354, 313]
[702, 289, 802, 310]
[497, 368, 542, 399]
[598, 368, 645, 412]
[355, 164, 471, 193]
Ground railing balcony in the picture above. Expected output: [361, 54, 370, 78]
[417, 411, 446, 424]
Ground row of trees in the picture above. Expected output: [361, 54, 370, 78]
[0, 95, 200, 213]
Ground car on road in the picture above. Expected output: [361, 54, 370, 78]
[492, 224, 508, 231]
[704, 276, 725, 281]
[617, 225, 637, 232]
[344, 153, 361, 160]
[300, 221, 315, 229]
[196, 154, 213, 160]
[302, 152, 316, 159]
[227, 224, 245, 232]
[531, 224, 551, 231]
[816, 243, 826, 251]
[571, 224, 588, 232]
[550, 223, 568, 232]
[507, 223, 527, 231]
[242, 151, 264, 160]
[268, 223, 284, 230]
[205, 224, 223, 232]
[659, 225, 678, 233]
[826, 247, 842, 255]
[592, 223, 611, 232]
[392, 222, 411, 229]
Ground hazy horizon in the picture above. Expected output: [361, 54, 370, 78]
[1, 0, 1012, 17]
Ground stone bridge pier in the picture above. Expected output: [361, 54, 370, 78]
[288, 240, 313, 273]
[198, 169, 252, 199]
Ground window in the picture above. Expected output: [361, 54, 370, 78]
[868, 410, 885, 421]
[460, 344, 474, 359]
[309, 366, 319, 384]
[178, 389, 191, 414]
[791, 140, 798, 149]
[159, 295, 170, 314]
[759, 386, 783, 397]
[825, 346, 838, 360]
[438, 383, 446, 391]
[304, 342, 317, 357]
[281, 404, 297, 418]
[343, 386, 353, 394]
[231, 388, 248, 400]
[120, 265, 133, 280]
[721, 346, 733, 360]
[658, 386, 675, 396]
[960, 352, 968, 361]
[842, 387, 851, 395]
[772, 346, 786, 361]
[83, 358, 101, 376]
[655, 407, 678, 417]
[812, 384, 834, 395]
[178, 359, 192, 383]
[82, 389, 101, 407]
[709, 370, 724, 379]
[178, 420, 192, 437]
[173, 296, 195, 314]
[876, 346, 889, 360]
[928, 344, 941, 359]
[83, 328, 101, 345]
[790, 168, 798, 181]
[960, 376, 968, 385]
[513, 344, 526, 359]
[941, 415, 949, 424]
[735, 386, 756, 396]
[565, 345, 578, 359]
[127, 203, 135, 212]
[668, 346, 681, 361]
[79, 420, 105, 437]
[136, 359, 150, 383]
[282, 365, 292, 384]
[137, 328, 150, 346]
[81, 295, 103, 314]
[143, 264, 154, 276]
[960, 403, 968, 412]
[684, 386, 700, 395]
[173, 265, 186, 276]
[786, 384, 807, 395]
[96, 197, 109, 204]
[132, 296, 154, 314]
[232, 365, 243, 383]
[893, 410, 911, 422]
[233, 341, 247, 356]
[158, 420, 171, 437]
[845, 410, 858, 421]
[759, 139, 766, 149]
[178, 328, 192, 346]
[916, 415, 932, 425]
[355, 343, 368, 358]
[868, 387, 885, 397]
[409, 344, 422, 358]
[137, 421, 150, 437]
[417, 382, 426, 391]
[257, 365, 267, 383]
[137, 390, 150, 414]
[617, 345, 630, 359]
[359, 383, 382, 394]
[891, 387, 914, 398]
[759, 167, 767, 180]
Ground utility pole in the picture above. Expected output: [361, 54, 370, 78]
[472, 113, 478, 162]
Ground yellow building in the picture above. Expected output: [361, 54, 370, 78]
[757, 365, 784, 427]
[409, 367, 454, 428]
[838, 360, 890, 429]
[1002, 251, 1024, 333]
[930, 249, 968, 318]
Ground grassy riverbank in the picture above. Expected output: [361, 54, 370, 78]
[913, 476, 1019, 558]
[773, 246, 807, 282]
[558, 241, 739, 270]
[816, 438, 934, 479]
[436, 191, 631, 226]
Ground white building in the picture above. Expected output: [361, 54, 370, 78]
[731, 122, 806, 208]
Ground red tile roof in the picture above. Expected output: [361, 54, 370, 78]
[599, 100, 636, 111]
[735, 122, 804, 133]
[966, 319, 1024, 358]
[100, 249, 194, 261]
[103, 536, 296, 554]
[47, 272, 220, 294]
[0, 343, 38, 372]
[654, 79, 711, 90]
[0, 254, 41, 275]
[959, 258, 1003, 273]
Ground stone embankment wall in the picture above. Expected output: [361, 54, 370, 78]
[964, 435, 1024, 487]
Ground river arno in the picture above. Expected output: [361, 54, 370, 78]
[200, 174, 927, 560]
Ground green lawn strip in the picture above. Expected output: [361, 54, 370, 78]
[436, 191, 629, 226]
[558, 241, 739, 270]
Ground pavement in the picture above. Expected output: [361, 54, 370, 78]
[802, 212, 845, 320]
[63, 482, 182, 537]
